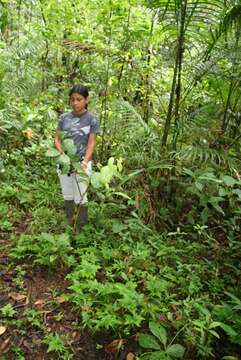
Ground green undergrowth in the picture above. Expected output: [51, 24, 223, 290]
[1, 148, 241, 359]
[2, 203, 241, 358]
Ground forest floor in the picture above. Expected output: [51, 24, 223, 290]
[0, 229, 137, 360]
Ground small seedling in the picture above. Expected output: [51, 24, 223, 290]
[10, 346, 25, 360]
[42, 332, 73, 360]
[13, 265, 26, 289]
[138, 321, 185, 359]
[1, 304, 16, 318]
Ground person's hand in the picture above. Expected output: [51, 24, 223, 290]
[81, 160, 88, 172]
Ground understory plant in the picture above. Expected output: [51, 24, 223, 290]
[42, 333, 73, 360]
[138, 321, 185, 359]
[46, 132, 125, 218]
[11, 232, 75, 268]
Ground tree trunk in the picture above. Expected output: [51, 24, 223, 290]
[100, 1, 113, 162]
[143, 12, 156, 123]
[172, 0, 187, 148]
[161, 0, 187, 148]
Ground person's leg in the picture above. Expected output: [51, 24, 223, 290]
[59, 174, 75, 224]
[76, 204, 88, 231]
[73, 162, 91, 232]
[64, 199, 75, 225]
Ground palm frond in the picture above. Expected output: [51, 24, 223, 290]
[205, 4, 241, 57]
[146, 0, 224, 25]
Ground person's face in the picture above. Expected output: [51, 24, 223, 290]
[70, 93, 88, 113]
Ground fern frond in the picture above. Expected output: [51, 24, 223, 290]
[114, 99, 152, 133]
[102, 98, 159, 165]
[176, 145, 239, 169]
[0, 34, 46, 98]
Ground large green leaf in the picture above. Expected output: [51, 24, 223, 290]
[141, 351, 169, 360]
[149, 321, 167, 347]
[59, 153, 70, 165]
[232, 189, 241, 199]
[90, 172, 102, 189]
[221, 175, 238, 187]
[62, 138, 76, 156]
[112, 221, 127, 234]
[139, 334, 160, 350]
[72, 162, 89, 180]
[90, 158, 120, 189]
[166, 344, 185, 358]
[45, 148, 60, 157]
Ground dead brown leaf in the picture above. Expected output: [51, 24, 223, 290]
[25, 280, 33, 305]
[171, 304, 179, 312]
[128, 267, 133, 274]
[0, 326, 7, 336]
[71, 331, 78, 339]
[34, 299, 45, 306]
[127, 353, 135, 360]
[56, 295, 66, 304]
[23, 340, 32, 351]
[9, 292, 26, 302]
[0, 337, 11, 353]
[32, 338, 41, 345]
[2, 271, 14, 281]
[104, 338, 124, 353]
[175, 313, 183, 321]
[23, 128, 34, 140]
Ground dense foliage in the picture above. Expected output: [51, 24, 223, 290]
[0, 0, 240, 359]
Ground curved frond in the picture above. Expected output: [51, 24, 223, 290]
[102, 99, 159, 164]
[145, 0, 224, 25]
[205, 4, 241, 56]
[220, 4, 241, 34]
[176, 145, 239, 169]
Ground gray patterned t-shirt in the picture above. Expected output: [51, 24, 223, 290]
[58, 111, 100, 159]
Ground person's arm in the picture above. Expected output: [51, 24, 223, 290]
[54, 129, 64, 154]
[81, 133, 97, 168]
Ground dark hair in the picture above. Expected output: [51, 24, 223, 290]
[69, 84, 89, 98]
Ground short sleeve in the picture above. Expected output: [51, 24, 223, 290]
[90, 116, 101, 134]
[57, 114, 64, 131]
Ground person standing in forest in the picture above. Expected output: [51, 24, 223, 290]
[54, 84, 100, 232]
